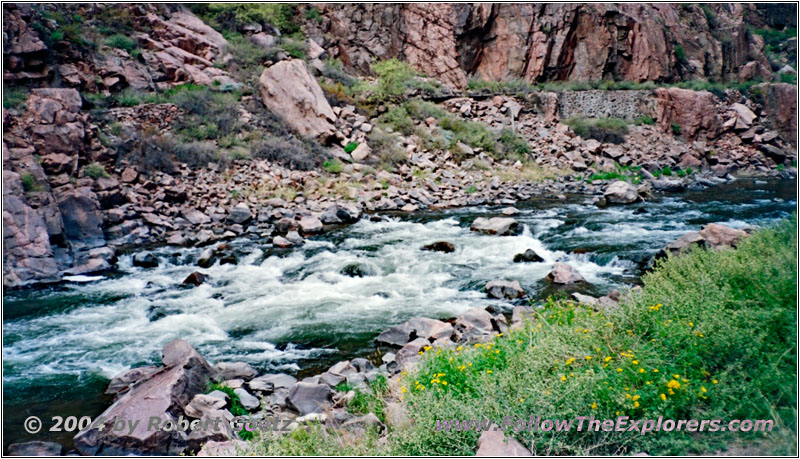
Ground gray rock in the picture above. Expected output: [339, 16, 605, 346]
[287, 382, 334, 415]
[476, 428, 532, 456]
[298, 216, 323, 234]
[132, 251, 158, 268]
[234, 388, 260, 411]
[470, 217, 521, 236]
[547, 262, 586, 284]
[227, 203, 252, 224]
[603, 180, 639, 204]
[214, 362, 257, 381]
[248, 373, 297, 394]
[184, 393, 227, 418]
[513, 248, 545, 263]
[485, 280, 524, 299]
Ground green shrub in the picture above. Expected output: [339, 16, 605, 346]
[368, 129, 406, 169]
[780, 72, 798, 85]
[195, 3, 300, 35]
[323, 158, 344, 174]
[84, 162, 109, 179]
[343, 142, 359, 154]
[3, 87, 28, 109]
[106, 34, 136, 52]
[20, 173, 36, 192]
[498, 128, 531, 157]
[634, 115, 655, 126]
[671, 122, 682, 135]
[565, 117, 629, 144]
[674, 44, 687, 64]
[378, 105, 415, 135]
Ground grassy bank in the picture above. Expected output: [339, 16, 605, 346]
[253, 217, 797, 456]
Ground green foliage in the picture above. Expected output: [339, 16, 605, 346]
[671, 122, 682, 136]
[565, 117, 629, 144]
[498, 128, 531, 157]
[467, 78, 537, 95]
[392, 217, 797, 455]
[372, 59, 422, 101]
[674, 44, 687, 65]
[323, 158, 344, 174]
[3, 87, 28, 109]
[84, 162, 109, 179]
[171, 88, 242, 141]
[378, 105, 415, 135]
[196, 3, 300, 35]
[780, 72, 798, 85]
[750, 27, 798, 48]
[633, 115, 655, 126]
[585, 163, 642, 184]
[653, 166, 673, 178]
[207, 383, 253, 440]
[368, 129, 406, 169]
[343, 142, 359, 154]
[21, 173, 37, 192]
[106, 34, 136, 52]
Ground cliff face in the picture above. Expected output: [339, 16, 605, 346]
[310, 3, 780, 88]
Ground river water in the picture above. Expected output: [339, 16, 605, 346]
[2, 178, 796, 449]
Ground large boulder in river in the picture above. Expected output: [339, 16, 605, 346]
[320, 203, 361, 224]
[603, 181, 639, 204]
[422, 241, 455, 253]
[56, 187, 105, 249]
[133, 251, 158, 268]
[73, 339, 217, 455]
[547, 262, 586, 284]
[470, 217, 521, 236]
[258, 59, 337, 140]
[485, 280, 525, 299]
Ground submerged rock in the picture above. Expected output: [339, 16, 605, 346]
[513, 248, 544, 263]
[132, 251, 158, 268]
[183, 271, 208, 286]
[422, 241, 455, 253]
[7, 441, 63, 456]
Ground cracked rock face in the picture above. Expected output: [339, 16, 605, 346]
[311, 3, 775, 89]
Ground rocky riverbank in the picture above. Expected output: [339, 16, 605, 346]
[3, 218, 760, 456]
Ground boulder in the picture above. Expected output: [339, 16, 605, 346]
[197, 248, 215, 268]
[183, 271, 208, 286]
[258, 59, 337, 140]
[454, 307, 496, 342]
[653, 87, 719, 140]
[470, 217, 521, 236]
[513, 248, 544, 263]
[73, 340, 217, 455]
[731, 103, 756, 131]
[248, 373, 297, 394]
[233, 388, 260, 411]
[7, 441, 63, 456]
[56, 187, 105, 249]
[351, 142, 371, 161]
[106, 366, 161, 396]
[510, 306, 533, 330]
[394, 337, 430, 367]
[184, 394, 227, 418]
[286, 382, 334, 415]
[698, 223, 748, 248]
[298, 216, 323, 234]
[226, 203, 252, 224]
[214, 362, 257, 380]
[476, 428, 532, 456]
[320, 203, 361, 224]
[132, 251, 158, 268]
[603, 181, 639, 204]
[485, 280, 525, 299]
[376, 317, 454, 347]
[422, 241, 455, 253]
[3, 171, 60, 287]
[182, 209, 211, 225]
[547, 263, 586, 284]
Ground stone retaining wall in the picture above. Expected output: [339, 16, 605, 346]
[557, 90, 653, 120]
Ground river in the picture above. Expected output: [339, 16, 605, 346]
[2, 177, 796, 450]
